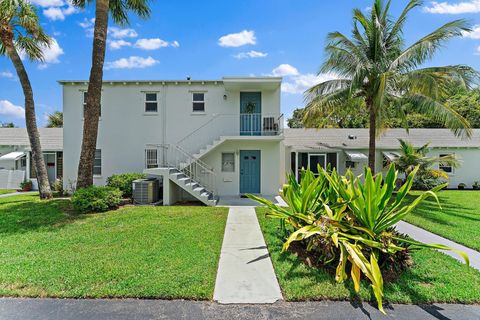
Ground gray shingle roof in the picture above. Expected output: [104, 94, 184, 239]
[0, 128, 63, 151]
[284, 128, 480, 150]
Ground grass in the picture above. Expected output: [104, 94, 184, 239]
[0, 189, 17, 195]
[257, 208, 480, 304]
[403, 190, 480, 251]
[0, 194, 228, 299]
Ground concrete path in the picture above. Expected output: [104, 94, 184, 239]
[213, 207, 282, 304]
[0, 191, 36, 198]
[397, 221, 480, 271]
[1, 298, 479, 320]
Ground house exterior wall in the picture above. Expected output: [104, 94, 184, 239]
[62, 80, 283, 195]
[201, 139, 282, 196]
[284, 147, 480, 189]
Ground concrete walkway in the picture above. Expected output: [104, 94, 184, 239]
[1, 298, 479, 320]
[213, 207, 282, 304]
[0, 191, 36, 198]
[397, 221, 480, 271]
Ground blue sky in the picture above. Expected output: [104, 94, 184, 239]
[1, 0, 480, 127]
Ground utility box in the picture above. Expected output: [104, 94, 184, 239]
[132, 178, 160, 204]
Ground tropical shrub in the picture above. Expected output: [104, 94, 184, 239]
[249, 164, 469, 314]
[51, 178, 64, 195]
[19, 180, 33, 191]
[106, 173, 145, 197]
[412, 174, 445, 190]
[72, 186, 122, 214]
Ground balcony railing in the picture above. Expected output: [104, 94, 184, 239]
[177, 113, 283, 156]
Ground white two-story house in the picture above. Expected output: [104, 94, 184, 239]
[61, 77, 285, 205]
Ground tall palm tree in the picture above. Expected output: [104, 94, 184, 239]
[0, 0, 53, 199]
[46, 111, 63, 128]
[304, 0, 478, 172]
[71, 0, 151, 189]
[394, 139, 460, 179]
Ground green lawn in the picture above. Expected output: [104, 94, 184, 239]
[0, 194, 228, 299]
[0, 189, 17, 195]
[403, 190, 480, 251]
[257, 208, 480, 304]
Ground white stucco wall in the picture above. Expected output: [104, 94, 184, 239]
[62, 80, 283, 195]
[201, 139, 282, 196]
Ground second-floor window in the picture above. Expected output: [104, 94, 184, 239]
[83, 91, 101, 118]
[192, 93, 205, 112]
[145, 149, 158, 168]
[145, 93, 158, 113]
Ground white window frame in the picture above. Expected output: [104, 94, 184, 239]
[145, 148, 159, 169]
[93, 149, 102, 176]
[221, 152, 235, 172]
[308, 153, 326, 176]
[439, 153, 454, 175]
[144, 92, 159, 113]
[192, 92, 205, 113]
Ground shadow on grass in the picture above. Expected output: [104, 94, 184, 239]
[0, 197, 87, 235]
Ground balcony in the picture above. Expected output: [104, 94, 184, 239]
[177, 113, 283, 156]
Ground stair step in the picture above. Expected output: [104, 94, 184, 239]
[185, 182, 199, 188]
[193, 187, 205, 193]
[178, 177, 190, 183]
[201, 192, 212, 198]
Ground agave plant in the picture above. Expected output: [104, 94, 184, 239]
[248, 164, 469, 314]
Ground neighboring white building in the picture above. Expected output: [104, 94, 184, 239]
[60, 77, 480, 205]
[0, 128, 63, 189]
[60, 77, 284, 204]
[284, 128, 480, 188]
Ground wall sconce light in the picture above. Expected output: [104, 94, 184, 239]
[223, 94, 227, 100]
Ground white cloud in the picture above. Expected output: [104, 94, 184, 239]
[109, 40, 132, 50]
[79, 17, 95, 29]
[105, 56, 159, 70]
[0, 100, 25, 119]
[462, 25, 480, 39]
[0, 71, 14, 78]
[424, 0, 480, 14]
[109, 27, 138, 39]
[218, 30, 256, 47]
[134, 38, 180, 50]
[282, 73, 339, 94]
[36, 0, 78, 21]
[43, 7, 64, 20]
[37, 38, 64, 69]
[271, 64, 299, 77]
[234, 50, 268, 59]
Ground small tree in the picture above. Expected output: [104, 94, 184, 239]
[46, 111, 63, 128]
[0, 0, 52, 199]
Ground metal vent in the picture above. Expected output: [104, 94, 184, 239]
[132, 178, 159, 204]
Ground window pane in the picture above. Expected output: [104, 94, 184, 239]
[193, 102, 205, 112]
[145, 102, 158, 112]
[146, 149, 158, 168]
[93, 167, 102, 175]
[94, 149, 101, 175]
[222, 153, 234, 172]
[193, 93, 204, 101]
[83, 91, 88, 103]
[146, 93, 157, 101]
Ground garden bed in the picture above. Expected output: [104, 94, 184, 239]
[0, 194, 228, 299]
[257, 208, 480, 304]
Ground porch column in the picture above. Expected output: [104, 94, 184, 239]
[295, 151, 299, 181]
[26, 152, 31, 180]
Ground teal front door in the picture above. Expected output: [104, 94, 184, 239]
[240, 92, 261, 136]
[240, 150, 261, 194]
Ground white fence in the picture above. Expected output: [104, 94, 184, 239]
[0, 170, 25, 190]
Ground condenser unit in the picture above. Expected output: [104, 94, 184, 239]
[132, 178, 159, 204]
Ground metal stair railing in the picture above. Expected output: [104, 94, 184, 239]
[149, 144, 217, 198]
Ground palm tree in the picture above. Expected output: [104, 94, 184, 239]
[46, 111, 63, 128]
[393, 139, 460, 179]
[0, 0, 52, 199]
[71, 0, 151, 189]
[304, 0, 478, 172]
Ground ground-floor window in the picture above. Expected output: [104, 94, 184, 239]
[93, 149, 102, 176]
[439, 153, 454, 173]
[145, 149, 158, 169]
[221, 152, 235, 172]
[291, 152, 338, 180]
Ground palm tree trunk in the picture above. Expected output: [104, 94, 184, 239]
[0, 31, 52, 199]
[76, 0, 109, 189]
[367, 97, 376, 173]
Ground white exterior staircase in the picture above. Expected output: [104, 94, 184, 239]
[168, 168, 218, 206]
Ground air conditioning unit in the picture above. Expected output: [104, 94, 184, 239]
[132, 178, 160, 205]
